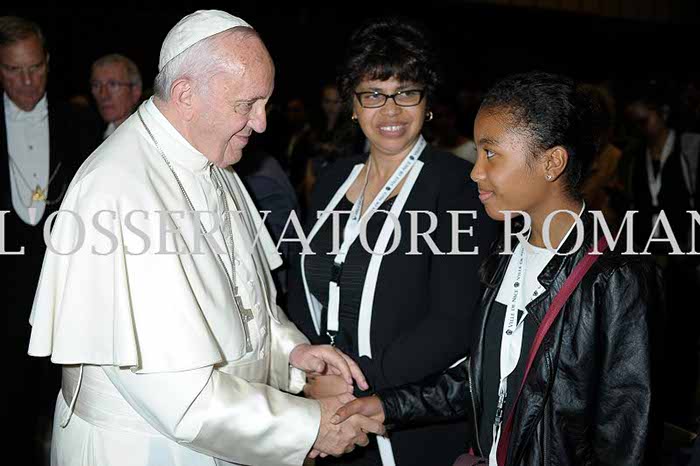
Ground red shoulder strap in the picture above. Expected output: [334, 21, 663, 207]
[496, 236, 608, 465]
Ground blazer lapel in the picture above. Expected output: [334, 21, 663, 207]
[46, 99, 71, 207]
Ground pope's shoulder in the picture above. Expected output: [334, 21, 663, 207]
[68, 114, 159, 195]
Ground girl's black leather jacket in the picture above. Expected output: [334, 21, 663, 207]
[378, 213, 663, 466]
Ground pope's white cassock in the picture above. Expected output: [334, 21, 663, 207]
[27, 98, 321, 466]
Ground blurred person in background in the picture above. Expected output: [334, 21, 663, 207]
[429, 95, 477, 163]
[301, 83, 365, 210]
[90, 53, 142, 139]
[579, 83, 624, 226]
[623, 80, 700, 434]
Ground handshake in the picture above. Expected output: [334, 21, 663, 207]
[288, 343, 387, 459]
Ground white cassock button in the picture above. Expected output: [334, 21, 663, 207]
[260, 326, 266, 337]
[259, 348, 265, 358]
[247, 279, 254, 289]
[235, 258, 242, 267]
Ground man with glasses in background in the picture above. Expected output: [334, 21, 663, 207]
[90, 53, 142, 139]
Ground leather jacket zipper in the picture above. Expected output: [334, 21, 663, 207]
[544, 411, 550, 466]
[513, 352, 554, 465]
[543, 353, 552, 466]
[467, 357, 484, 457]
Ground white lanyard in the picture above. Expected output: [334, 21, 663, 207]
[489, 202, 584, 466]
[326, 136, 426, 343]
[646, 129, 675, 208]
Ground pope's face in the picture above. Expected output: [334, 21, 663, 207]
[0, 35, 48, 112]
[190, 33, 274, 167]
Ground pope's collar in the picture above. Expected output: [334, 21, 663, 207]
[141, 97, 211, 173]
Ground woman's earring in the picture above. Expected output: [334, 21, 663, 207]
[546, 174, 553, 180]
[425, 111, 434, 122]
[351, 115, 358, 123]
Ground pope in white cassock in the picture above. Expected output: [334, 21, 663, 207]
[26, 10, 384, 466]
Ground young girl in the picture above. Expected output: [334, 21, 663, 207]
[333, 71, 661, 466]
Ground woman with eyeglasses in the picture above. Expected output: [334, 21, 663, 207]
[287, 18, 496, 466]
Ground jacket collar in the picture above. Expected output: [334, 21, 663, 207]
[482, 207, 596, 289]
[535, 208, 595, 288]
[140, 98, 211, 174]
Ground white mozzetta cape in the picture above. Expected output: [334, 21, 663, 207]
[27, 100, 290, 372]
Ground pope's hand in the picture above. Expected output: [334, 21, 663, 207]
[290, 344, 369, 390]
[309, 394, 386, 459]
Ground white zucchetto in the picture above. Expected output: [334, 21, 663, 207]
[158, 9, 252, 71]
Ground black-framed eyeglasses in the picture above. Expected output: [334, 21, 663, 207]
[354, 89, 425, 108]
[90, 80, 135, 93]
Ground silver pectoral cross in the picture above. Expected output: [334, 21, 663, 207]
[234, 288, 255, 353]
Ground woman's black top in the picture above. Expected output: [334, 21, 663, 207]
[305, 195, 396, 376]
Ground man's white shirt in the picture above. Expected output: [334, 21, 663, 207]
[5, 92, 49, 225]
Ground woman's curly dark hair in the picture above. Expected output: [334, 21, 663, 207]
[338, 18, 440, 103]
[480, 71, 599, 200]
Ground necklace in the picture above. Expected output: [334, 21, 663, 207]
[352, 157, 372, 220]
[137, 109, 255, 353]
[8, 155, 64, 208]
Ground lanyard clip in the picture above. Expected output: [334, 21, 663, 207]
[326, 331, 337, 346]
[494, 407, 504, 427]
[494, 385, 507, 427]
[330, 262, 343, 284]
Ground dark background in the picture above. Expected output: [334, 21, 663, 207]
[3, 2, 700, 464]
[6, 1, 700, 108]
